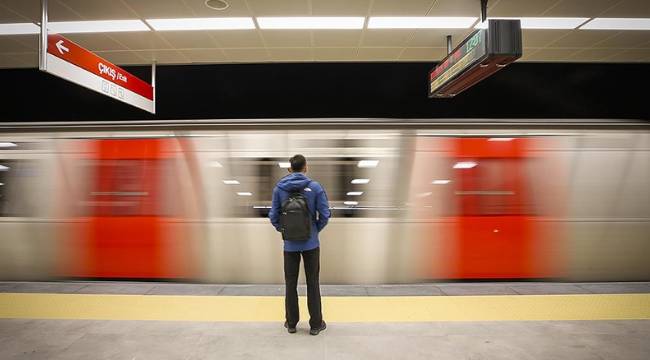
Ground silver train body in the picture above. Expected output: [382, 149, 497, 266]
[0, 120, 648, 283]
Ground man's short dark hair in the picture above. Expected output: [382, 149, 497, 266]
[289, 154, 306, 172]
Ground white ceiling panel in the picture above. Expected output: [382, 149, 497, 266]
[369, 0, 435, 16]
[135, 49, 189, 64]
[181, 0, 253, 17]
[593, 31, 650, 48]
[260, 30, 311, 47]
[407, 28, 473, 47]
[222, 48, 270, 62]
[548, 29, 619, 47]
[0, 36, 35, 52]
[106, 32, 174, 50]
[522, 29, 572, 47]
[489, 0, 562, 17]
[5, 51, 37, 67]
[56, 0, 137, 20]
[357, 47, 403, 60]
[62, 33, 129, 51]
[210, 30, 265, 47]
[524, 47, 581, 61]
[122, 0, 195, 19]
[543, 0, 620, 17]
[6, 34, 38, 51]
[312, 30, 362, 46]
[246, 0, 310, 16]
[269, 47, 313, 61]
[568, 48, 616, 61]
[157, 31, 219, 49]
[182, 48, 228, 63]
[95, 50, 147, 65]
[313, 47, 358, 60]
[399, 47, 446, 60]
[601, 0, 650, 17]
[311, 0, 371, 16]
[430, 0, 484, 16]
[361, 29, 416, 46]
[604, 48, 650, 61]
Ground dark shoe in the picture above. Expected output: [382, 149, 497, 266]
[284, 321, 297, 334]
[310, 321, 326, 336]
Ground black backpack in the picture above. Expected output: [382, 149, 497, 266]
[280, 184, 312, 241]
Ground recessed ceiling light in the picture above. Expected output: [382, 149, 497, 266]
[48, 20, 150, 33]
[0, 23, 39, 35]
[475, 17, 589, 29]
[257, 17, 365, 29]
[432, 179, 451, 184]
[347, 191, 363, 196]
[357, 160, 379, 168]
[580, 18, 650, 30]
[0, 165, 9, 171]
[0, 142, 18, 148]
[368, 17, 477, 29]
[351, 179, 370, 184]
[205, 0, 230, 11]
[237, 192, 253, 196]
[343, 201, 358, 206]
[223, 180, 240, 185]
[488, 138, 514, 141]
[146, 17, 255, 31]
[453, 162, 477, 169]
[253, 205, 271, 209]
[278, 162, 291, 168]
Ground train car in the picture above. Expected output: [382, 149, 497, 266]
[0, 122, 647, 283]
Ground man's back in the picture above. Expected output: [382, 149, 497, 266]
[269, 172, 330, 252]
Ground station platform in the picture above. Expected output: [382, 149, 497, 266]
[1, 281, 649, 359]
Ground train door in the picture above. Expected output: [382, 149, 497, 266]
[65, 138, 193, 279]
[451, 137, 536, 279]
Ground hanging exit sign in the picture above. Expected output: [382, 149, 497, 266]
[44, 34, 155, 113]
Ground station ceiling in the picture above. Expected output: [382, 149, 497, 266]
[0, 0, 649, 68]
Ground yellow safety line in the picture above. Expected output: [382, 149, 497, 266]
[1, 293, 649, 322]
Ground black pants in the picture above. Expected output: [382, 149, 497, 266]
[284, 247, 322, 329]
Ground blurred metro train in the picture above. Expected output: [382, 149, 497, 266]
[0, 121, 648, 283]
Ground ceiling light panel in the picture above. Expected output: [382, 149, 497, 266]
[223, 180, 240, 185]
[278, 162, 290, 168]
[475, 17, 589, 29]
[580, 18, 650, 30]
[48, 20, 150, 34]
[368, 17, 478, 29]
[146, 17, 255, 31]
[347, 191, 363, 196]
[0, 23, 40, 35]
[351, 179, 370, 184]
[0, 142, 18, 148]
[257, 17, 365, 29]
[344, 201, 358, 206]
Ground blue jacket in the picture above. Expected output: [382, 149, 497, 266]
[269, 172, 331, 252]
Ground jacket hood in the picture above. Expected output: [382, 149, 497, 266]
[277, 172, 312, 191]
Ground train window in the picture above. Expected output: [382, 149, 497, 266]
[0, 160, 40, 217]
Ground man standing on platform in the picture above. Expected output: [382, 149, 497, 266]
[269, 154, 330, 335]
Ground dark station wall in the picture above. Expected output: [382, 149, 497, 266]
[0, 62, 648, 122]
